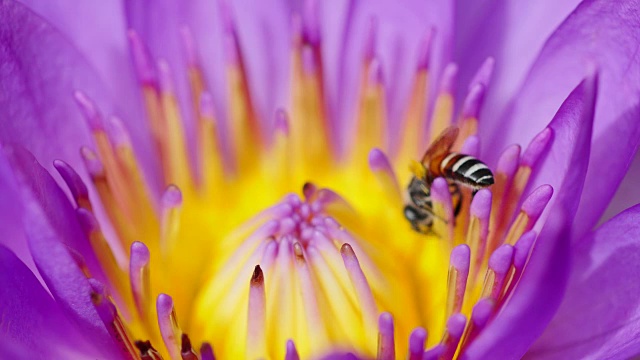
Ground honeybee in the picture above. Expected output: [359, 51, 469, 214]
[404, 126, 494, 233]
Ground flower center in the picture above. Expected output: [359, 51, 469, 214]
[57, 13, 556, 360]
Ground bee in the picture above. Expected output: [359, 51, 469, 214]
[404, 126, 494, 233]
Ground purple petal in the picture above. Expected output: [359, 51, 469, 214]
[2, 146, 120, 357]
[528, 203, 640, 359]
[0, 1, 112, 175]
[454, 0, 580, 123]
[0, 143, 37, 276]
[461, 73, 597, 359]
[600, 150, 640, 224]
[13, 1, 158, 180]
[481, 0, 640, 239]
[0, 245, 106, 358]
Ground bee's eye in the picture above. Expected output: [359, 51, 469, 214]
[404, 205, 426, 221]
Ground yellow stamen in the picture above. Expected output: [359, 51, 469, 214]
[429, 93, 454, 143]
[159, 88, 192, 187]
[354, 62, 387, 165]
[227, 49, 261, 174]
[398, 69, 429, 162]
[503, 211, 530, 246]
[198, 97, 224, 193]
[290, 38, 330, 177]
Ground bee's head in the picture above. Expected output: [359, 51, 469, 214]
[403, 205, 433, 233]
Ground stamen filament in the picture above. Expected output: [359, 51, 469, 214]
[440, 313, 466, 360]
[80, 147, 134, 247]
[54, 160, 91, 210]
[398, 31, 432, 161]
[423, 344, 445, 360]
[355, 58, 387, 164]
[285, 339, 300, 360]
[270, 110, 292, 186]
[468, 189, 491, 287]
[226, 32, 261, 173]
[157, 294, 182, 359]
[377, 313, 395, 360]
[504, 230, 537, 297]
[305, 245, 361, 345]
[293, 242, 329, 353]
[487, 145, 521, 253]
[458, 298, 495, 351]
[200, 343, 215, 360]
[504, 184, 553, 245]
[341, 243, 378, 352]
[136, 340, 164, 360]
[430, 177, 455, 243]
[408, 328, 428, 360]
[429, 63, 457, 142]
[481, 245, 514, 301]
[198, 92, 223, 192]
[369, 148, 402, 203]
[266, 239, 296, 358]
[160, 185, 183, 253]
[89, 279, 139, 359]
[291, 18, 330, 174]
[180, 334, 199, 360]
[446, 244, 470, 317]
[499, 128, 553, 239]
[247, 265, 267, 359]
[129, 241, 151, 325]
[158, 60, 193, 187]
[107, 116, 158, 235]
[456, 84, 485, 145]
[77, 209, 129, 307]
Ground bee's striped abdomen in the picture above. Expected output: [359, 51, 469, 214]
[440, 152, 494, 189]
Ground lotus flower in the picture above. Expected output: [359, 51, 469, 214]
[1, 0, 639, 359]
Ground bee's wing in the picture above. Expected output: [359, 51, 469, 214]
[421, 126, 459, 163]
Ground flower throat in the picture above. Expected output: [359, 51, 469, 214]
[58, 15, 556, 360]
